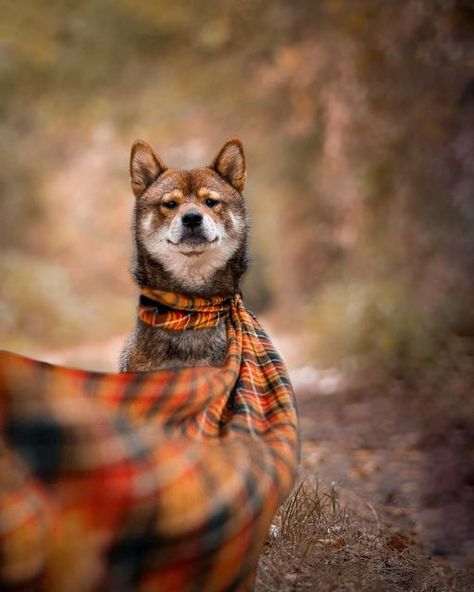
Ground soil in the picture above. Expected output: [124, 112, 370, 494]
[297, 379, 474, 566]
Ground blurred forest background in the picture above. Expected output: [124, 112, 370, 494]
[1, 0, 474, 584]
[1, 0, 473, 377]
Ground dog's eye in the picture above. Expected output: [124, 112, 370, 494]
[205, 198, 219, 208]
[162, 200, 178, 209]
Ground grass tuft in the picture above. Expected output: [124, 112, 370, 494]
[256, 480, 472, 591]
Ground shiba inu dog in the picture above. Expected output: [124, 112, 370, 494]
[119, 138, 248, 371]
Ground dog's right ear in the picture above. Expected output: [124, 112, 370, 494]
[130, 140, 167, 197]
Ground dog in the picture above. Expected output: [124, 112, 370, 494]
[119, 138, 249, 372]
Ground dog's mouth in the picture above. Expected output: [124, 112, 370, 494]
[166, 235, 219, 255]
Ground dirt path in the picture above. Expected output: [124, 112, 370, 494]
[296, 378, 474, 567]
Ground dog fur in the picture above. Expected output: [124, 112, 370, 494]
[119, 138, 249, 372]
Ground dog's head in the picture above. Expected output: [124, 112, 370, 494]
[130, 138, 248, 293]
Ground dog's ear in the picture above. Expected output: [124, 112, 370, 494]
[130, 140, 167, 197]
[210, 137, 246, 192]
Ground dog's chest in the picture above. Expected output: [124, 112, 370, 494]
[132, 320, 228, 370]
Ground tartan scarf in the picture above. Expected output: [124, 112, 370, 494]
[0, 290, 299, 591]
[138, 288, 231, 330]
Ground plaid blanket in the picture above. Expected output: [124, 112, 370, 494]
[0, 291, 298, 591]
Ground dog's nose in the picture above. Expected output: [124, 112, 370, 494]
[182, 211, 203, 228]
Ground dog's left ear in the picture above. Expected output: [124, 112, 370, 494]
[210, 137, 246, 192]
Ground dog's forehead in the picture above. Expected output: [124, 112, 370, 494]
[154, 168, 232, 196]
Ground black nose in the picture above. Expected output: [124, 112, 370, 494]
[182, 211, 203, 228]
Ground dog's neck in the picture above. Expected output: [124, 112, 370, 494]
[132, 242, 248, 297]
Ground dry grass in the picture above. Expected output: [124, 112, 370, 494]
[256, 481, 473, 592]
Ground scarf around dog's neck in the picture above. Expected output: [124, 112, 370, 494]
[138, 287, 234, 330]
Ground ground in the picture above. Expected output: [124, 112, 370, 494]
[256, 327, 474, 590]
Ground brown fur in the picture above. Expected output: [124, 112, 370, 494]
[120, 138, 249, 372]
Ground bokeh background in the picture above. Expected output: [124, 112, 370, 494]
[1, 0, 474, 577]
[1, 0, 473, 376]
[1, 0, 473, 377]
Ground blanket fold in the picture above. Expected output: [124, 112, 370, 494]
[0, 292, 298, 591]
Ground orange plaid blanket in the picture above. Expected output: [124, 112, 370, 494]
[0, 291, 298, 591]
